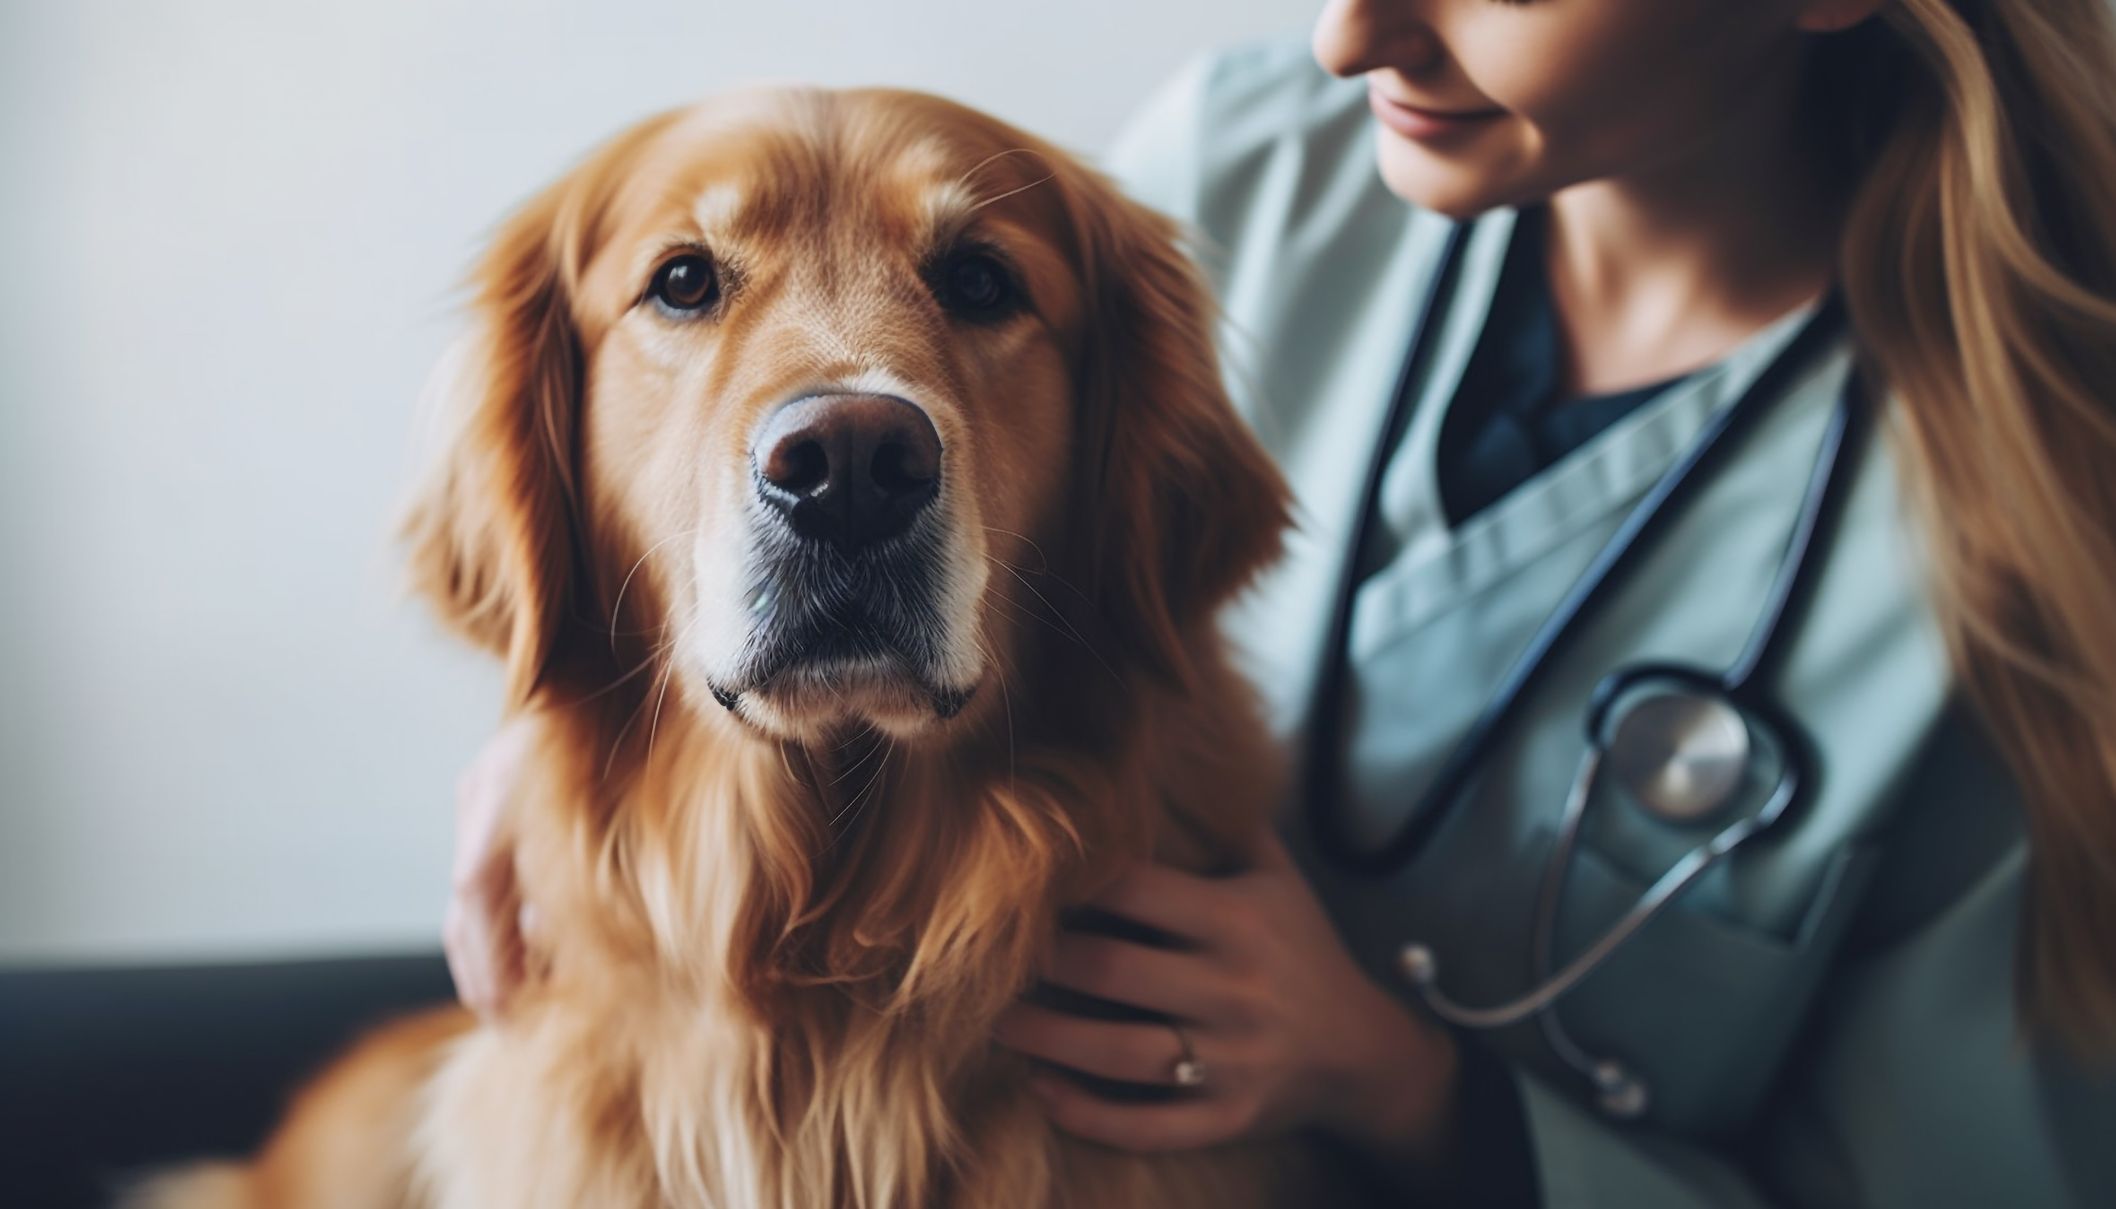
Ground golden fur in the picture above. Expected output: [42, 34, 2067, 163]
[136, 89, 1339, 1208]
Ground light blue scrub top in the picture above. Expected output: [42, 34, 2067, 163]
[1104, 40, 2116, 1209]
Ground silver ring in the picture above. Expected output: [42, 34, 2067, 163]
[1169, 1023, 1207, 1088]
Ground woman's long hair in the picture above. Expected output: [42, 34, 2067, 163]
[1824, 0, 2116, 1053]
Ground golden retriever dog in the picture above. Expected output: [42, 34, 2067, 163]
[137, 87, 1333, 1209]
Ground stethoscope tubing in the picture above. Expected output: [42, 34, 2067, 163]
[1411, 747, 1801, 1031]
[1302, 213, 1876, 1121]
[1306, 221, 1861, 875]
[1722, 363, 1872, 695]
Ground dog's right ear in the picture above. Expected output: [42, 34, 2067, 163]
[401, 183, 583, 707]
[402, 113, 681, 706]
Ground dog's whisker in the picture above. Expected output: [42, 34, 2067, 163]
[982, 555, 1123, 686]
[831, 721, 880, 756]
[566, 651, 666, 711]
[950, 146, 1053, 198]
[981, 584, 1089, 667]
[970, 631, 1016, 798]
[642, 659, 681, 767]
[976, 525, 1056, 576]
[828, 728, 889, 786]
[570, 667, 650, 724]
[984, 545, 1095, 610]
[555, 609, 687, 722]
[600, 628, 674, 781]
[644, 607, 707, 767]
[961, 169, 1058, 219]
[593, 667, 660, 781]
[601, 614, 698, 781]
[979, 590, 1074, 666]
[608, 526, 704, 656]
[826, 737, 893, 831]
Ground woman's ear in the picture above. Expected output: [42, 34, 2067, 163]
[1068, 171, 1290, 687]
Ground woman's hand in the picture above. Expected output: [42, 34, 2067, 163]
[442, 714, 539, 1018]
[996, 831, 1460, 1167]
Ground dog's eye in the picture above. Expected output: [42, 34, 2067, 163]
[649, 254, 719, 314]
[933, 250, 1017, 321]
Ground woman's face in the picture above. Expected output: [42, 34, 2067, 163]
[1312, 0, 1835, 217]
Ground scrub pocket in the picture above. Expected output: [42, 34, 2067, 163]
[1538, 837, 1879, 1138]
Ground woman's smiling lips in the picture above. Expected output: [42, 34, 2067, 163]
[1367, 84, 1506, 143]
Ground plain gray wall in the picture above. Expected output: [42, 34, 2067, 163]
[0, 0, 1316, 964]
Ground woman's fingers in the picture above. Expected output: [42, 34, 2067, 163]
[1246, 826, 1298, 871]
[445, 717, 541, 1017]
[997, 1002, 1194, 1085]
[1041, 932, 1229, 1021]
[1085, 861, 1243, 946]
[445, 911, 503, 1015]
[444, 895, 497, 1015]
[441, 904, 485, 1013]
[1025, 1074, 1246, 1152]
[445, 856, 522, 1017]
[1009, 836, 1462, 1156]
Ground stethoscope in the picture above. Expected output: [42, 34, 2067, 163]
[1304, 221, 1873, 1120]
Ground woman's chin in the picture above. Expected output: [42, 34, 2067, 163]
[1371, 130, 1529, 221]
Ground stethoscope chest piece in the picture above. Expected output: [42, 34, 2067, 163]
[1602, 688, 1750, 825]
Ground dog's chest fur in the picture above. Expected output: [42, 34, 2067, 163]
[411, 711, 1301, 1209]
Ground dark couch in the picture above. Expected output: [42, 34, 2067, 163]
[0, 954, 455, 1209]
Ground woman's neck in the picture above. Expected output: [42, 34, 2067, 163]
[1541, 48, 1844, 396]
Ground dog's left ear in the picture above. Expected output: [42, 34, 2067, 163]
[1066, 171, 1290, 686]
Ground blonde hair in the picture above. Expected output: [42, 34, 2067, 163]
[1827, 0, 2116, 1052]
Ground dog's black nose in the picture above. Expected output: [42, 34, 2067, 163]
[753, 394, 942, 551]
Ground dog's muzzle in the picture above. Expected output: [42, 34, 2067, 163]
[708, 393, 974, 721]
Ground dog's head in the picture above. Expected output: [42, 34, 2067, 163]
[405, 89, 1286, 749]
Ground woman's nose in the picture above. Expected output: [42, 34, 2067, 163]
[1312, 0, 1445, 79]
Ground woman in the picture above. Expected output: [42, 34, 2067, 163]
[448, 1, 2116, 1203]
